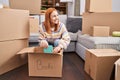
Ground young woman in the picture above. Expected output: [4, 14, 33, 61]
[39, 8, 70, 53]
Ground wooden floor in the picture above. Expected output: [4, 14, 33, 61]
[0, 52, 93, 80]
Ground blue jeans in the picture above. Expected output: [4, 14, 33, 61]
[48, 39, 60, 47]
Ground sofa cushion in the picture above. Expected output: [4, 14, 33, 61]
[69, 30, 82, 41]
[69, 32, 77, 41]
[77, 34, 120, 50]
[66, 16, 82, 33]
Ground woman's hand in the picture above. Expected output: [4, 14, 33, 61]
[53, 46, 61, 53]
[40, 40, 48, 48]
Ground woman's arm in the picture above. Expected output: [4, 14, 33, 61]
[38, 24, 48, 48]
[58, 23, 71, 49]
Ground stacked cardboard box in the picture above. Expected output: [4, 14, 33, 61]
[9, 0, 41, 15]
[29, 16, 39, 33]
[85, 0, 112, 12]
[0, 9, 29, 75]
[83, 0, 120, 80]
[9, 0, 41, 37]
[83, 0, 114, 36]
[82, 12, 120, 36]
[92, 26, 110, 37]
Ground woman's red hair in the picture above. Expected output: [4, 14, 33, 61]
[44, 8, 59, 34]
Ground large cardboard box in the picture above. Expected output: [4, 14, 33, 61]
[29, 17, 39, 33]
[115, 58, 120, 80]
[9, 0, 41, 14]
[85, 49, 120, 80]
[0, 39, 28, 75]
[18, 47, 63, 77]
[82, 12, 120, 36]
[85, 0, 112, 12]
[92, 26, 110, 37]
[0, 9, 29, 41]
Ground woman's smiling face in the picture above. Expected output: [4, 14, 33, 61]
[50, 10, 59, 24]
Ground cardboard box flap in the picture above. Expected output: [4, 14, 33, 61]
[87, 49, 120, 57]
[115, 58, 120, 65]
[34, 46, 63, 55]
[17, 47, 35, 54]
[18, 46, 63, 55]
[88, 49, 119, 53]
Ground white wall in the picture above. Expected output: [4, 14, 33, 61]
[80, 0, 85, 15]
[0, 0, 9, 6]
[112, 0, 120, 12]
[67, 0, 75, 16]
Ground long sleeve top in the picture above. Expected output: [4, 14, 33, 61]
[38, 22, 70, 49]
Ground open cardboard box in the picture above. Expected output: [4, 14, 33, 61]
[18, 46, 63, 77]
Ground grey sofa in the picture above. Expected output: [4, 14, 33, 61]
[64, 16, 82, 52]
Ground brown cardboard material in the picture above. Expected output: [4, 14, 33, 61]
[84, 49, 120, 80]
[115, 58, 120, 80]
[9, 0, 41, 14]
[82, 12, 120, 36]
[0, 39, 28, 75]
[0, 9, 29, 41]
[92, 26, 110, 37]
[18, 47, 63, 77]
[29, 17, 39, 33]
[85, 0, 90, 12]
[85, 0, 112, 12]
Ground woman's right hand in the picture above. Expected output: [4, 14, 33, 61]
[40, 40, 48, 48]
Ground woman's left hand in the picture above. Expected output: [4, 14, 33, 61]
[53, 46, 61, 53]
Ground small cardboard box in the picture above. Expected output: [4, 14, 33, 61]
[115, 58, 120, 80]
[29, 17, 39, 33]
[84, 49, 120, 80]
[85, 0, 112, 12]
[82, 12, 120, 36]
[18, 47, 63, 77]
[0, 39, 28, 75]
[92, 26, 110, 37]
[9, 0, 41, 14]
[0, 9, 29, 41]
